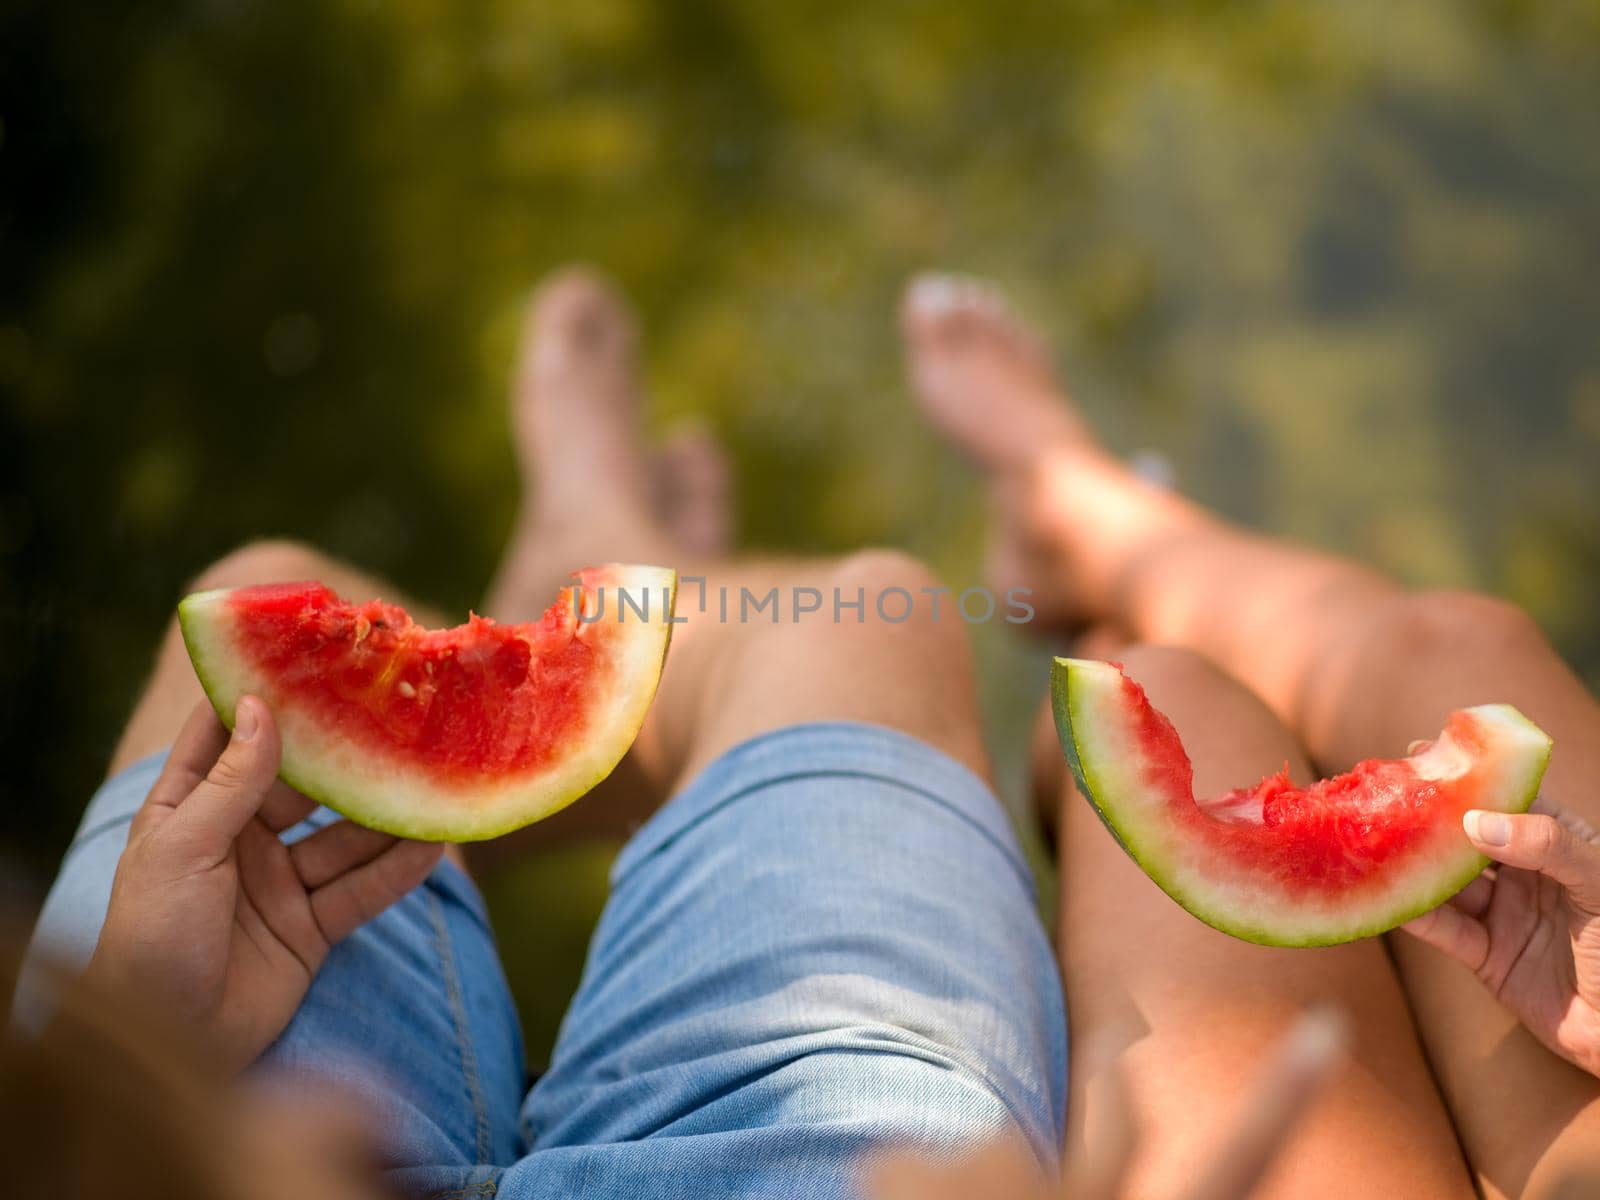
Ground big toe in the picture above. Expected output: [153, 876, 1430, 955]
[899, 272, 1011, 349]
[526, 265, 638, 369]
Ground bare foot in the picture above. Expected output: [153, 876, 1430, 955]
[485, 266, 675, 621]
[900, 273, 1090, 473]
[652, 422, 736, 560]
[902, 273, 1113, 629]
[473, 269, 739, 859]
[518, 266, 653, 522]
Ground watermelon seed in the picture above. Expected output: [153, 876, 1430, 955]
[397, 680, 416, 699]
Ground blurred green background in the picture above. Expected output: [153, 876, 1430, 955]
[5, 0, 1600, 1061]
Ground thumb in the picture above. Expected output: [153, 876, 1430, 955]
[173, 696, 283, 859]
[1465, 809, 1600, 910]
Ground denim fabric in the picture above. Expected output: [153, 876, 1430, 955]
[28, 721, 1066, 1199]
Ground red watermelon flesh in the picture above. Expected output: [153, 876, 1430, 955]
[1051, 656, 1552, 946]
[179, 565, 675, 841]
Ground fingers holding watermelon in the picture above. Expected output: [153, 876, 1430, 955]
[1050, 657, 1553, 946]
[86, 698, 444, 1074]
[178, 568, 677, 841]
[1399, 890, 1492, 977]
[147, 696, 317, 840]
[1465, 805, 1600, 907]
[1402, 803, 1600, 1078]
[160, 696, 307, 858]
[298, 824, 445, 946]
[1052, 657, 1600, 1077]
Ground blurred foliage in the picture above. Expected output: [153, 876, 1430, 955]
[5, 0, 1600, 1056]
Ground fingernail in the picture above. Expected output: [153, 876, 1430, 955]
[235, 698, 259, 742]
[1466, 810, 1510, 846]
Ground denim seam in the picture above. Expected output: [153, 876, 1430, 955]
[611, 1037, 1055, 1165]
[427, 1182, 497, 1199]
[427, 889, 495, 1165]
[428, 1184, 496, 1200]
[61, 813, 137, 861]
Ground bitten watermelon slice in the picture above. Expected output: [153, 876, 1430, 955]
[1052, 657, 1553, 946]
[179, 565, 675, 841]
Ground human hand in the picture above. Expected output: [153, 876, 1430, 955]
[1403, 801, 1600, 1078]
[85, 697, 444, 1073]
[863, 1008, 1348, 1200]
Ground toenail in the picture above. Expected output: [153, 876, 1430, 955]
[909, 274, 961, 313]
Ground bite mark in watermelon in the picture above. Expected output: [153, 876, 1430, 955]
[179, 565, 675, 841]
[1051, 657, 1553, 946]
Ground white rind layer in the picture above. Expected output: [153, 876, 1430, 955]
[179, 565, 676, 842]
[1052, 656, 1553, 946]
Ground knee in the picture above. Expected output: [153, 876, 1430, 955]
[1115, 643, 1238, 696]
[735, 548, 977, 683]
[1114, 643, 1288, 734]
[1111, 643, 1308, 780]
[1371, 590, 1548, 663]
[825, 548, 968, 652]
[826, 548, 944, 611]
[191, 538, 334, 592]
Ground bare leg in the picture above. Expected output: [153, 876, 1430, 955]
[652, 422, 736, 562]
[107, 541, 470, 873]
[1054, 645, 1471, 1198]
[111, 540, 440, 776]
[904, 276, 1600, 1197]
[480, 268, 991, 856]
[484, 266, 678, 616]
[115, 264, 995, 892]
[124, 269, 988, 870]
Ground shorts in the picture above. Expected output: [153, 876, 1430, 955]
[26, 721, 1067, 1199]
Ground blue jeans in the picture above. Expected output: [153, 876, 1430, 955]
[29, 721, 1067, 1198]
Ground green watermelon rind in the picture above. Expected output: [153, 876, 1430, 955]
[1050, 656, 1552, 948]
[178, 566, 677, 843]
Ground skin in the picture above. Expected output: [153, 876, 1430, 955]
[90, 268, 994, 1200]
[475, 267, 991, 853]
[88, 696, 444, 1074]
[95, 263, 1600, 1197]
[866, 1008, 1350, 1200]
[1050, 646, 1474, 1199]
[900, 271, 1600, 1197]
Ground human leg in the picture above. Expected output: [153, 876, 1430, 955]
[1053, 645, 1473, 1198]
[1043, 522, 1600, 1196]
[110, 539, 441, 776]
[493, 546, 1061, 1196]
[904, 275, 1600, 1197]
[477, 269, 991, 856]
[434, 265, 1059, 1195]
[29, 540, 519, 1194]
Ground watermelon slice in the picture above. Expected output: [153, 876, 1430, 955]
[178, 565, 676, 841]
[1051, 656, 1553, 946]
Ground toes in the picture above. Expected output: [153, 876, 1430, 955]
[524, 265, 638, 366]
[901, 272, 1010, 342]
[653, 422, 736, 559]
[900, 272, 1053, 374]
[658, 425, 732, 491]
[531, 264, 628, 325]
